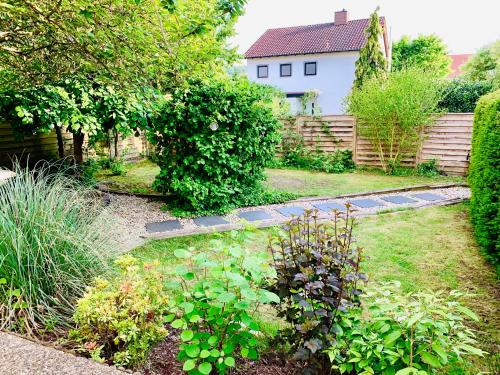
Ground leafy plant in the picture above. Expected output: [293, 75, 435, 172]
[148, 77, 289, 215]
[267, 208, 367, 373]
[327, 282, 486, 374]
[462, 40, 500, 89]
[346, 67, 443, 173]
[468, 89, 500, 265]
[415, 159, 440, 177]
[438, 79, 493, 113]
[70, 255, 170, 367]
[0, 161, 113, 335]
[167, 234, 280, 374]
[110, 159, 127, 176]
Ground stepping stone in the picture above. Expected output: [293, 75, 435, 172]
[312, 201, 346, 213]
[350, 199, 384, 208]
[381, 195, 417, 204]
[238, 210, 273, 222]
[276, 206, 306, 217]
[193, 215, 229, 227]
[412, 193, 445, 201]
[146, 219, 183, 233]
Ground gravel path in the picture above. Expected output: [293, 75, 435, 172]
[107, 185, 470, 250]
[0, 332, 126, 375]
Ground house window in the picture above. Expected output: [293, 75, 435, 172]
[280, 63, 292, 77]
[304, 62, 317, 76]
[257, 65, 268, 78]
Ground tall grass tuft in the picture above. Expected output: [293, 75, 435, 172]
[0, 161, 116, 336]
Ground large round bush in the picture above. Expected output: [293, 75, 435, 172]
[149, 78, 285, 214]
[438, 79, 493, 113]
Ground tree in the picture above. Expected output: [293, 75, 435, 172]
[346, 68, 443, 173]
[0, 0, 246, 90]
[463, 40, 500, 88]
[392, 34, 451, 77]
[353, 7, 387, 88]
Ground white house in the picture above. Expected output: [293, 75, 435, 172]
[245, 10, 390, 115]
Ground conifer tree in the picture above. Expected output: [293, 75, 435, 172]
[353, 8, 387, 88]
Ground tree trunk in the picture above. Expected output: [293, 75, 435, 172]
[72, 132, 85, 164]
[55, 126, 65, 159]
[113, 132, 119, 159]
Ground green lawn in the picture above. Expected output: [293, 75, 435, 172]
[131, 203, 498, 373]
[96, 159, 465, 197]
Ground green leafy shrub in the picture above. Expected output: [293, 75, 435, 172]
[327, 282, 486, 374]
[438, 79, 493, 113]
[267, 208, 367, 372]
[167, 235, 280, 374]
[415, 159, 441, 177]
[110, 159, 127, 176]
[148, 77, 287, 215]
[346, 68, 443, 173]
[70, 255, 169, 367]
[468, 89, 500, 264]
[0, 162, 113, 335]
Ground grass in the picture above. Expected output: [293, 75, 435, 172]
[131, 203, 498, 373]
[96, 159, 465, 197]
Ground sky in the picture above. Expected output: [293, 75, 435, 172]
[230, 0, 500, 57]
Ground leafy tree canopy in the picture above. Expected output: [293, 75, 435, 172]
[462, 40, 500, 88]
[0, 0, 246, 89]
[353, 7, 387, 89]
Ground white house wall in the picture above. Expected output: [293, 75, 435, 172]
[246, 52, 359, 115]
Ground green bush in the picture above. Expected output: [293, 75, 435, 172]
[468, 89, 500, 264]
[327, 282, 486, 374]
[70, 255, 169, 367]
[148, 77, 288, 215]
[267, 208, 367, 372]
[167, 234, 279, 374]
[438, 79, 493, 113]
[0, 162, 113, 335]
[415, 159, 441, 177]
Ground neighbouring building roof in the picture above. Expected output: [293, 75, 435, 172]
[448, 54, 472, 78]
[245, 17, 387, 59]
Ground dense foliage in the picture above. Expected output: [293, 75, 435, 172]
[462, 40, 500, 89]
[438, 79, 493, 113]
[278, 129, 355, 173]
[149, 77, 291, 215]
[0, 0, 246, 90]
[468, 89, 500, 264]
[0, 162, 113, 335]
[328, 282, 486, 374]
[70, 255, 170, 367]
[392, 35, 451, 77]
[268, 208, 367, 373]
[167, 234, 279, 374]
[354, 7, 387, 88]
[346, 68, 443, 173]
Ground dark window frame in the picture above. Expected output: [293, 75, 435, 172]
[280, 63, 292, 77]
[257, 65, 268, 78]
[304, 61, 317, 76]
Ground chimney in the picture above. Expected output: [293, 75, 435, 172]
[335, 9, 348, 25]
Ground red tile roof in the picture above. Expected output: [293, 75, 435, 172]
[448, 54, 472, 78]
[245, 17, 386, 59]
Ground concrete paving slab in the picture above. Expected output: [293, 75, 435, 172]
[381, 195, 417, 204]
[275, 206, 306, 217]
[193, 215, 229, 227]
[145, 220, 183, 233]
[312, 201, 346, 212]
[237, 210, 273, 221]
[412, 193, 445, 201]
[350, 198, 384, 208]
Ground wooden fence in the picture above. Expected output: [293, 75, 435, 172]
[285, 113, 474, 176]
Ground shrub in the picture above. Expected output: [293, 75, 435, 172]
[415, 159, 441, 177]
[0, 162, 113, 335]
[167, 236, 279, 374]
[70, 255, 169, 367]
[327, 282, 486, 374]
[438, 79, 493, 113]
[110, 159, 127, 176]
[468, 89, 500, 264]
[267, 208, 367, 373]
[148, 77, 286, 215]
[346, 68, 443, 173]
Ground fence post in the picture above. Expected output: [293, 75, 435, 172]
[352, 117, 358, 164]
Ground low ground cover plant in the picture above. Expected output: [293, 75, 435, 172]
[327, 282, 486, 374]
[0, 162, 113, 335]
[70, 255, 170, 367]
[468, 89, 499, 265]
[167, 235, 280, 374]
[267, 207, 367, 373]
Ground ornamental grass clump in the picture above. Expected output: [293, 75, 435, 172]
[0, 162, 114, 335]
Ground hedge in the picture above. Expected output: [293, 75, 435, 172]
[468, 89, 500, 264]
[438, 79, 493, 113]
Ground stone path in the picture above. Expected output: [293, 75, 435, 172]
[0, 331, 126, 375]
[107, 184, 469, 248]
